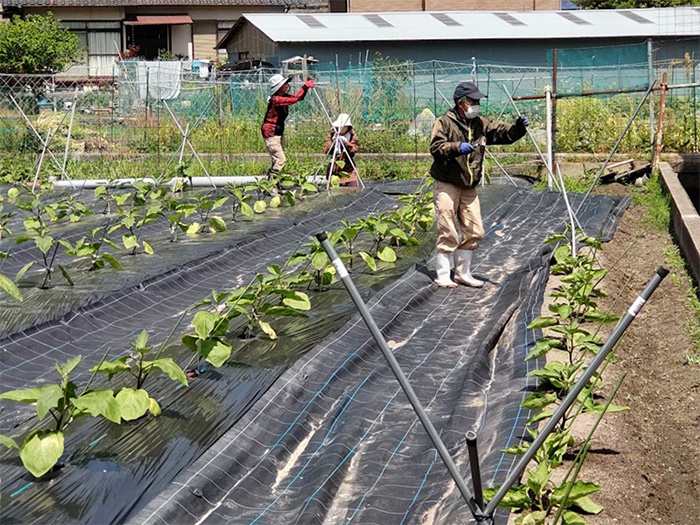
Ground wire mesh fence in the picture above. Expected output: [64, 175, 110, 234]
[0, 42, 698, 182]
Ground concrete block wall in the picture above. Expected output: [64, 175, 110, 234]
[660, 162, 700, 286]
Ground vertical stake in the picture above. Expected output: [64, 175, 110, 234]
[466, 431, 484, 512]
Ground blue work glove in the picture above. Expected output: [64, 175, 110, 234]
[517, 115, 530, 127]
[459, 142, 474, 155]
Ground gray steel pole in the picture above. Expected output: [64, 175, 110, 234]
[482, 267, 668, 519]
[466, 431, 484, 512]
[316, 231, 482, 519]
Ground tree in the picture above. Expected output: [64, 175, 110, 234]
[0, 13, 82, 74]
[575, 0, 700, 7]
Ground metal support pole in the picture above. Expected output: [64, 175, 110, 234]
[647, 39, 656, 161]
[482, 267, 669, 519]
[316, 231, 482, 520]
[653, 72, 668, 171]
[466, 431, 484, 512]
[61, 88, 79, 176]
[546, 85, 554, 190]
[578, 80, 656, 213]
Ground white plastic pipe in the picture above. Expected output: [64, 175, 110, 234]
[50, 176, 327, 190]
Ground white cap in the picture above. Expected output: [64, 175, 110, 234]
[332, 113, 352, 129]
[268, 74, 290, 95]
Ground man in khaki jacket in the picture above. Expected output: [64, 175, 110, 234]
[430, 81, 529, 288]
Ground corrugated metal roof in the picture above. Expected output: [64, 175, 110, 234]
[223, 7, 700, 45]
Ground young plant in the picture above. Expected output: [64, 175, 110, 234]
[15, 189, 91, 288]
[225, 265, 312, 339]
[184, 191, 228, 236]
[356, 214, 397, 269]
[182, 303, 233, 368]
[60, 224, 122, 271]
[91, 330, 187, 418]
[0, 355, 122, 478]
[225, 184, 255, 222]
[109, 181, 159, 255]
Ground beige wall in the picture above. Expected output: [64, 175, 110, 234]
[171, 23, 191, 58]
[348, 0, 560, 11]
[193, 21, 217, 59]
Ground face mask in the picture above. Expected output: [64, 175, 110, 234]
[464, 105, 480, 119]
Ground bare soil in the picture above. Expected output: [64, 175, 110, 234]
[564, 184, 700, 525]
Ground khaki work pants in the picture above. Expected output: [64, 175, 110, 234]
[264, 135, 286, 173]
[434, 180, 484, 252]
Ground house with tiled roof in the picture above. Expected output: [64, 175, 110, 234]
[0, 0, 327, 77]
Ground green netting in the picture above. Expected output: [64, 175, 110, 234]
[549, 43, 651, 95]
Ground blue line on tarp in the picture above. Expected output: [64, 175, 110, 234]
[11, 482, 32, 498]
[89, 433, 107, 447]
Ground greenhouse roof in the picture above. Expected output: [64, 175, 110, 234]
[218, 7, 700, 47]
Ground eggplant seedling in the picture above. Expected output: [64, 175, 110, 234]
[0, 355, 122, 478]
[91, 330, 186, 419]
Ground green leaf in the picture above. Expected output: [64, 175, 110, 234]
[142, 240, 154, 255]
[102, 253, 121, 269]
[521, 392, 557, 410]
[90, 359, 131, 380]
[148, 397, 161, 417]
[525, 338, 563, 361]
[192, 311, 217, 339]
[0, 434, 18, 449]
[201, 340, 231, 368]
[521, 511, 548, 525]
[311, 251, 329, 271]
[72, 390, 121, 424]
[258, 320, 277, 340]
[359, 251, 377, 271]
[239, 201, 254, 218]
[0, 387, 49, 403]
[253, 200, 267, 214]
[281, 291, 311, 311]
[527, 316, 559, 330]
[35, 236, 54, 255]
[562, 511, 589, 525]
[552, 481, 602, 505]
[526, 461, 551, 496]
[133, 330, 149, 349]
[115, 388, 150, 421]
[209, 216, 227, 232]
[301, 182, 318, 193]
[20, 430, 64, 478]
[58, 265, 73, 286]
[269, 196, 282, 208]
[377, 246, 397, 263]
[122, 234, 138, 250]
[16, 261, 35, 281]
[212, 196, 228, 210]
[0, 273, 22, 302]
[149, 358, 188, 387]
[571, 496, 603, 515]
[186, 223, 201, 236]
[36, 384, 62, 420]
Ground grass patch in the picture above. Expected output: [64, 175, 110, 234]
[632, 172, 672, 232]
[662, 245, 700, 362]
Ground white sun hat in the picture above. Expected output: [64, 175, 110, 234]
[332, 113, 352, 129]
[268, 74, 291, 95]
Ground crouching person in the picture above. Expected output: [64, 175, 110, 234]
[430, 81, 529, 288]
[323, 113, 359, 187]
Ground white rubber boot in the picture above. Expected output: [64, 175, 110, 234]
[434, 252, 457, 288]
[454, 249, 484, 288]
